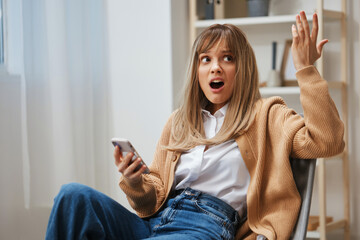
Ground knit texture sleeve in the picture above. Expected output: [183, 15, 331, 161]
[119, 111, 176, 218]
[285, 66, 345, 158]
[237, 66, 345, 239]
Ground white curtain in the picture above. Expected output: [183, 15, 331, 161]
[21, 0, 112, 208]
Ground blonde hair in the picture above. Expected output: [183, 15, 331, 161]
[167, 24, 261, 152]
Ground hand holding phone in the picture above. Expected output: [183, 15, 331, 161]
[112, 138, 150, 175]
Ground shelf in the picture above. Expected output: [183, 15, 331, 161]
[259, 81, 343, 97]
[195, 14, 307, 28]
[328, 81, 345, 89]
[323, 10, 344, 20]
[194, 10, 343, 29]
[260, 86, 300, 95]
[325, 152, 344, 161]
[326, 219, 346, 232]
[307, 230, 321, 239]
[306, 219, 347, 239]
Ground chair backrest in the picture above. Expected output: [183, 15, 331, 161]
[289, 157, 317, 240]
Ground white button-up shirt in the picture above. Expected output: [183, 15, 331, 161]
[174, 104, 250, 215]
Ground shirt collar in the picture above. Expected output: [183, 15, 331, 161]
[201, 103, 229, 118]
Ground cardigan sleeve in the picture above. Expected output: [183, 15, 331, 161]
[235, 66, 344, 239]
[283, 66, 345, 158]
[119, 112, 175, 217]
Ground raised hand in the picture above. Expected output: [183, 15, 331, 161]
[291, 11, 328, 71]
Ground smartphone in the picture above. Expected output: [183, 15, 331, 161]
[111, 137, 150, 174]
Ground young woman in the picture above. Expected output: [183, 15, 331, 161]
[46, 11, 344, 240]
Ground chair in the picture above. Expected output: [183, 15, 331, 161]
[290, 157, 317, 240]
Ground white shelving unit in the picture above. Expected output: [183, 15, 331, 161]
[189, 1, 350, 239]
[260, 86, 300, 95]
[194, 11, 342, 29]
[194, 14, 304, 27]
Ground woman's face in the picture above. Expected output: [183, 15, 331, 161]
[198, 41, 236, 114]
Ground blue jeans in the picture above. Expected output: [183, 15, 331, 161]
[45, 183, 241, 240]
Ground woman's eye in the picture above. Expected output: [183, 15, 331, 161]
[201, 56, 210, 63]
[224, 55, 233, 62]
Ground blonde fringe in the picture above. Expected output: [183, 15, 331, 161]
[166, 24, 261, 152]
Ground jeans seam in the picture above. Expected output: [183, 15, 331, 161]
[149, 190, 238, 239]
[194, 200, 231, 226]
[193, 199, 236, 240]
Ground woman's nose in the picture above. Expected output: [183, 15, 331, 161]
[211, 61, 222, 73]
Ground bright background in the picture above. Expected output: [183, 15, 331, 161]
[0, 0, 359, 239]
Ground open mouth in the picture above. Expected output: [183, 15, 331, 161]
[210, 80, 224, 89]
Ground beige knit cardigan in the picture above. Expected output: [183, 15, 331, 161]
[119, 66, 345, 239]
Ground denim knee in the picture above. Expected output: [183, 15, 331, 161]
[55, 182, 95, 204]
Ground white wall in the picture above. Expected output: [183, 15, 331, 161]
[345, 0, 360, 238]
[171, 0, 190, 109]
[105, 0, 174, 207]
